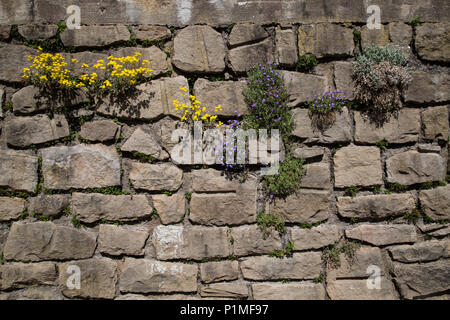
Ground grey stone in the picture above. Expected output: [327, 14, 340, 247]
[0, 197, 26, 222]
[121, 126, 168, 160]
[129, 162, 183, 192]
[0, 44, 39, 82]
[0, 262, 56, 290]
[152, 194, 185, 225]
[231, 225, 282, 257]
[283, 71, 328, 107]
[275, 27, 298, 66]
[18, 24, 58, 40]
[0, 287, 63, 300]
[328, 247, 386, 279]
[361, 25, 390, 48]
[388, 240, 449, 263]
[252, 283, 326, 300]
[419, 185, 450, 221]
[0, 149, 38, 192]
[0, 25, 10, 40]
[293, 147, 325, 161]
[28, 194, 70, 217]
[80, 120, 120, 142]
[405, 71, 450, 104]
[327, 278, 397, 300]
[415, 23, 450, 62]
[98, 225, 148, 256]
[200, 283, 248, 298]
[72, 193, 153, 223]
[134, 25, 171, 41]
[200, 261, 239, 284]
[334, 61, 355, 99]
[418, 144, 441, 153]
[389, 22, 412, 45]
[422, 106, 449, 141]
[300, 162, 331, 190]
[60, 25, 130, 47]
[0, 1, 33, 25]
[290, 225, 341, 250]
[228, 38, 274, 73]
[228, 23, 267, 47]
[345, 224, 417, 246]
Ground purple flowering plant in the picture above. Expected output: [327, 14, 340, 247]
[305, 89, 347, 114]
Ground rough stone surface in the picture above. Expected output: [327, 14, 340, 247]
[41, 144, 121, 190]
[422, 106, 449, 141]
[334, 61, 355, 99]
[0, 149, 38, 192]
[292, 107, 352, 144]
[415, 23, 450, 62]
[275, 27, 297, 66]
[119, 258, 198, 293]
[193, 79, 248, 116]
[241, 253, 322, 280]
[389, 22, 412, 45]
[80, 120, 120, 142]
[300, 162, 331, 190]
[252, 283, 326, 300]
[0, 287, 63, 300]
[354, 108, 421, 144]
[361, 25, 390, 48]
[0, 44, 36, 82]
[290, 225, 341, 251]
[173, 25, 225, 73]
[98, 225, 148, 256]
[293, 147, 325, 161]
[229, 38, 274, 73]
[328, 247, 386, 279]
[72, 193, 153, 223]
[18, 24, 58, 40]
[0, 197, 26, 222]
[334, 145, 383, 188]
[337, 194, 416, 220]
[200, 261, 239, 284]
[58, 258, 117, 299]
[28, 194, 70, 217]
[327, 278, 397, 300]
[121, 127, 169, 160]
[405, 71, 450, 104]
[419, 185, 450, 221]
[0, 262, 56, 290]
[0, 25, 10, 40]
[388, 240, 449, 263]
[386, 151, 445, 185]
[134, 25, 171, 41]
[200, 283, 248, 298]
[228, 23, 267, 46]
[4, 222, 96, 262]
[231, 225, 282, 256]
[129, 162, 183, 192]
[267, 190, 330, 223]
[298, 24, 354, 58]
[60, 25, 130, 47]
[152, 194, 185, 225]
[393, 260, 450, 299]
[345, 224, 417, 246]
[283, 71, 328, 107]
[5, 114, 70, 147]
[153, 225, 231, 260]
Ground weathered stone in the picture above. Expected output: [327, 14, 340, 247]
[334, 61, 355, 99]
[41, 144, 121, 190]
[5, 114, 70, 147]
[0, 197, 26, 222]
[18, 24, 58, 40]
[328, 247, 386, 279]
[0, 149, 38, 192]
[28, 194, 70, 217]
[298, 24, 354, 58]
[267, 190, 330, 224]
[121, 127, 168, 160]
[72, 193, 153, 223]
[0, 287, 64, 300]
[200, 283, 248, 298]
[173, 25, 225, 73]
[229, 38, 274, 73]
[119, 258, 198, 293]
[334, 145, 383, 188]
[241, 252, 322, 280]
[112, 46, 169, 76]
[0, 25, 10, 40]
[193, 79, 248, 116]
[228, 23, 267, 47]
[293, 147, 325, 161]
[153, 225, 231, 260]
[389, 22, 412, 45]
[283, 71, 328, 107]
[429, 225, 450, 237]
[63, 51, 109, 77]
[0, 44, 36, 82]
[129, 162, 183, 192]
[152, 194, 185, 224]
[231, 225, 282, 256]
[337, 194, 416, 220]
[415, 23, 450, 62]
[290, 225, 341, 251]
[327, 278, 397, 300]
[361, 25, 390, 48]
[386, 151, 445, 185]
[151, 116, 190, 151]
[0, 88, 4, 118]
[200, 261, 239, 284]
[300, 162, 331, 190]
[252, 283, 326, 300]
[354, 108, 420, 144]
[80, 120, 120, 142]
[134, 25, 171, 41]
[422, 106, 449, 141]
[4, 222, 96, 262]
[405, 71, 450, 104]
[275, 27, 298, 66]
[419, 185, 450, 221]
[345, 224, 417, 246]
[58, 258, 117, 299]
[60, 25, 130, 47]
[98, 225, 148, 256]
[388, 240, 449, 263]
[393, 260, 450, 299]
[0, 262, 56, 290]
[418, 143, 441, 153]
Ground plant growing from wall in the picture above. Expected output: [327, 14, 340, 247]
[352, 45, 412, 125]
[304, 89, 347, 130]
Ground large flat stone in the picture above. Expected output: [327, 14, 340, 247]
[419, 185, 450, 221]
[60, 25, 130, 47]
[0, 149, 38, 192]
[415, 23, 450, 62]
[0, 197, 26, 222]
[345, 224, 417, 246]
[129, 162, 183, 192]
[98, 225, 149, 256]
[121, 126, 169, 160]
[18, 24, 58, 40]
[28, 194, 70, 217]
[275, 27, 298, 66]
[152, 193, 185, 225]
[334, 61, 355, 99]
[422, 106, 449, 141]
[80, 120, 120, 142]
[228, 23, 267, 47]
[327, 278, 397, 300]
[0, 44, 36, 82]
[228, 38, 274, 73]
[252, 283, 326, 300]
[41, 144, 121, 190]
[200, 261, 239, 284]
[0, 262, 56, 290]
[328, 247, 386, 279]
[290, 225, 341, 251]
[361, 24, 390, 48]
[231, 225, 282, 257]
[300, 162, 331, 190]
[405, 71, 450, 104]
[388, 240, 450, 263]
[200, 283, 249, 298]
[283, 71, 328, 107]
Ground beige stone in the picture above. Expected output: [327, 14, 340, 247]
[415, 23, 450, 62]
[98, 225, 149, 256]
[134, 25, 171, 41]
[18, 24, 58, 40]
[345, 224, 417, 246]
[228, 23, 267, 46]
[28, 194, 70, 217]
[283, 71, 328, 107]
[388, 240, 450, 263]
[60, 25, 130, 47]
[129, 162, 183, 192]
[0, 149, 38, 192]
[152, 193, 185, 224]
[0, 44, 36, 82]
[361, 25, 390, 48]
[327, 278, 397, 300]
[231, 225, 282, 257]
[290, 225, 341, 251]
[200, 261, 239, 284]
[229, 38, 274, 73]
[275, 27, 298, 66]
[422, 106, 449, 141]
[80, 120, 120, 142]
[252, 282, 326, 300]
[405, 71, 450, 104]
[0, 197, 26, 222]
[419, 185, 450, 221]
[0, 262, 56, 290]
[121, 127, 169, 160]
[200, 282, 248, 298]
[300, 162, 331, 190]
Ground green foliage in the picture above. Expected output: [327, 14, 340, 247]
[313, 274, 324, 284]
[226, 23, 236, 34]
[163, 191, 173, 196]
[270, 241, 295, 259]
[385, 183, 407, 193]
[63, 206, 71, 216]
[85, 186, 130, 195]
[298, 221, 324, 229]
[71, 215, 81, 228]
[20, 208, 28, 220]
[33, 213, 51, 221]
[323, 241, 360, 269]
[131, 152, 156, 163]
[373, 186, 381, 194]
[185, 192, 192, 200]
[297, 54, 318, 72]
[100, 218, 122, 226]
[0, 188, 29, 199]
[405, 209, 421, 224]
[344, 186, 359, 197]
[408, 17, 424, 27]
[263, 155, 306, 198]
[3, 102, 13, 112]
[151, 208, 159, 218]
[353, 29, 361, 42]
[376, 140, 389, 150]
[256, 211, 285, 238]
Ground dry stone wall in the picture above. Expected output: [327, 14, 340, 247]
[0, 0, 449, 300]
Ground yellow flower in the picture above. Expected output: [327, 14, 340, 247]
[180, 87, 187, 92]
[81, 63, 89, 68]
[71, 58, 79, 63]
[216, 121, 223, 127]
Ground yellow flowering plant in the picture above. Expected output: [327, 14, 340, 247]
[173, 87, 223, 128]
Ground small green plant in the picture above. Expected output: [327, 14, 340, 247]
[226, 23, 236, 34]
[404, 209, 421, 224]
[3, 102, 13, 112]
[313, 274, 324, 284]
[34, 213, 51, 221]
[257, 211, 285, 238]
[63, 206, 71, 216]
[386, 183, 407, 193]
[163, 191, 172, 196]
[151, 208, 159, 218]
[323, 241, 360, 269]
[344, 186, 359, 197]
[408, 17, 424, 27]
[263, 155, 306, 198]
[373, 186, 381, 194]
[270, 241, 295, 259]
[297, 54, 318, 72]
[71, 215, 81, 228]
[19, 209, 28, 219]
[185, 192, 192, 200]
[85, 186, 130, 195]
[299, 221, 324, 229]
[376, 140, 389, 150]
[281, 279, 291, 284]
[353, 29, 361, 42]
